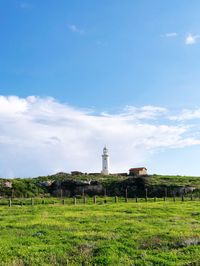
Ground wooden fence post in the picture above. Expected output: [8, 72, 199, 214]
[93, 196, 96, 204]
[31, 198, 34, 206]
[8, 198, 12, 207]
[104, 188, 107, 204]
[135, 197, 138, 203]
[115, 196, 118, 203]
[125, 188, 128, 203]
[74, 197, 77, 205]
[83, 196, 86, 204]
[145, 188, 148, 202]
[164, 188, 167, 201]
[62, 199, 65, 205]
[172, 191, 175, 202]
[181, 194, 184, 202]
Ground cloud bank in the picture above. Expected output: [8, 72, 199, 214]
[0, 96, 199, 178]
[170, 108, 200, 121]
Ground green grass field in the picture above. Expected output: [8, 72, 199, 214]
[0, 200, 200, 266]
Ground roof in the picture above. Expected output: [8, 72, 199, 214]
[129, 167, 147, 171]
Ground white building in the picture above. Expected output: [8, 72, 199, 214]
[101, 146, 109, 175]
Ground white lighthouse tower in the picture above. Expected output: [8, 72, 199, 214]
[101, 146, 109, 175]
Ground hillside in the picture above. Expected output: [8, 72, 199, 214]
[0, 173, 200, 198]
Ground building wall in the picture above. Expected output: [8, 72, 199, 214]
[138, 169, 147, 175]
[130, 169, 147, 176]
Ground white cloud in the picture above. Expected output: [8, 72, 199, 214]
[124, 105, 167, 120]
[102, 105, 167, 120]
[185, 33, 200, 45]
[68, 24, 84, 35]
[0, 96, 199, 178]
[170, 108, 200, 121]
[161, 32, 177, 38]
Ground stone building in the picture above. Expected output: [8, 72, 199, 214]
[129, 167, 148, 176]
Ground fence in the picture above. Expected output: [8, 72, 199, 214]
[1, 193, 200, 207]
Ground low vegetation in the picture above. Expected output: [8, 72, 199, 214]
[151, 174, 200, 188]
[0, 200, 199, 265]
[0, 173, 200, 198]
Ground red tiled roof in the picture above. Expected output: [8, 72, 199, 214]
[129, 167, 147, 171]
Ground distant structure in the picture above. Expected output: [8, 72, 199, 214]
[71, 171, 84, 176]
[4, 181, 12, 188]
[129, 167, 147, 176]
[101, 146, 109, 175]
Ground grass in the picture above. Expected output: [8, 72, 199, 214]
[150, 175, 200, 188]
[0, 200, 200, 265]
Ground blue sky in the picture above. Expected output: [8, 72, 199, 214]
[1, 1, 200, 177]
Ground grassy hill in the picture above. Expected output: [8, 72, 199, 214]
[0, 173, 200, 198]
[150, 174, 200, 188]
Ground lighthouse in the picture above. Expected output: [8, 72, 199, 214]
[101, 146, 109, 175]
